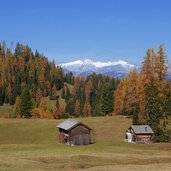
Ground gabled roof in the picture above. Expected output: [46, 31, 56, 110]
[130, 125, 154, 134]
[56, 119, 92, 131]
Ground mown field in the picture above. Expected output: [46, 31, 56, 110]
[0, 116, 171, 171]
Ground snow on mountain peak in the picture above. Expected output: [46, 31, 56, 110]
[83, 59, 94, 65]
[61, 60, 83, 67]
[113, 60, 135, 67]
[74, 59, 135, 68]
[60, 59, 135, 68]
[93, 60, 134, 68]
[60, 59, 136, 78]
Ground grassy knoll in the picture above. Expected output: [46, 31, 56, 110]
[0, 116, 171, 171]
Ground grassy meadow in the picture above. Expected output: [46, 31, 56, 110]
[0, 116, 171, 171]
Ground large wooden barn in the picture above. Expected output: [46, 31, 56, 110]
[125, 125, 154, 143]
[57, 119, 93, 145]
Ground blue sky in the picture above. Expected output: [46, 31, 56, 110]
[0, 0, 171, 65]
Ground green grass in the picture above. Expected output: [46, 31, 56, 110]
[0, 116, 171, 171]
[0, 116, 131, 144]
[45, 97, 66, 110]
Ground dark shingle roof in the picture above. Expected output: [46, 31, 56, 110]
[56, 119, 91, 131]
[130, 125, 154, 134]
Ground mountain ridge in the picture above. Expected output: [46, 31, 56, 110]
[60, 59, 136, 78]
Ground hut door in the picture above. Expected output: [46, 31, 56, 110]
[78, 134, 84, 145]
[73, 134, 90, 145]
[73, 134, 84, 145]
[77, 134, 90, 145]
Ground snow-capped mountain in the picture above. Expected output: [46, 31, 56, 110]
[60, 59, 136, 78]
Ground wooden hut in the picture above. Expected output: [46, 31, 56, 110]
[57, 119, 93, 145]
[125, 125, 154, 143]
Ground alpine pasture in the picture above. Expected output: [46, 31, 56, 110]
[0, 116, 171, 171]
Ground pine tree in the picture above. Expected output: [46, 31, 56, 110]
[4, 91, 9, 104]
[93, 103, 103, 116]
[61, 87, 65, 99]
[144, 80, 161, 133]
[56, 97, 60, 109]
[20, 88, 34, 118]
[161, 83, 171, 129]
[65, 86, 71, 102]
[0, 86, 5, 105]
[132, 104, 140, 125]
[12, 96, 21, 118]
[65, 98, 74, 115]
[100, 82, 114, 115]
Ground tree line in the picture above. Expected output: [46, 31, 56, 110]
[114, 45, 171, 142]
[62, 74, 120, 118]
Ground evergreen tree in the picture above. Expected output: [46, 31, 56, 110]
[12, 96, 21, 118]
[56, 97, 60, 109]
[161, 83, 171, 129]
[100, 82, 114, 115]
[0, 86, 5, 105]
[132, 105, 140, 125]
[65, 98, 74, 115]
[20, 88, 34, 118]
[144, 80, 161, 133]
[4, 91, 9, 104]
[79, 87, 85, 115]
[61, 87, 65, 99]
[93, 103, 103, 116]
[65, 86, 71, 102]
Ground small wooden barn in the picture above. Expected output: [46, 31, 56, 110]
[125, 125, 154, 143]
[57, 119, 93, 145]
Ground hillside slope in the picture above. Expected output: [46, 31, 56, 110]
[0, 116, 131, 144]
[0, 116, 171, 171]
[0, 83, 73, 118]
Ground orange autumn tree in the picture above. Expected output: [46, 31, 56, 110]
[32, 99, 52, 119]
[83, 101, 92, 117]
[114, 80, 126, 115]
[74, 99, 80, 116]
[114, 45, 171, 132]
